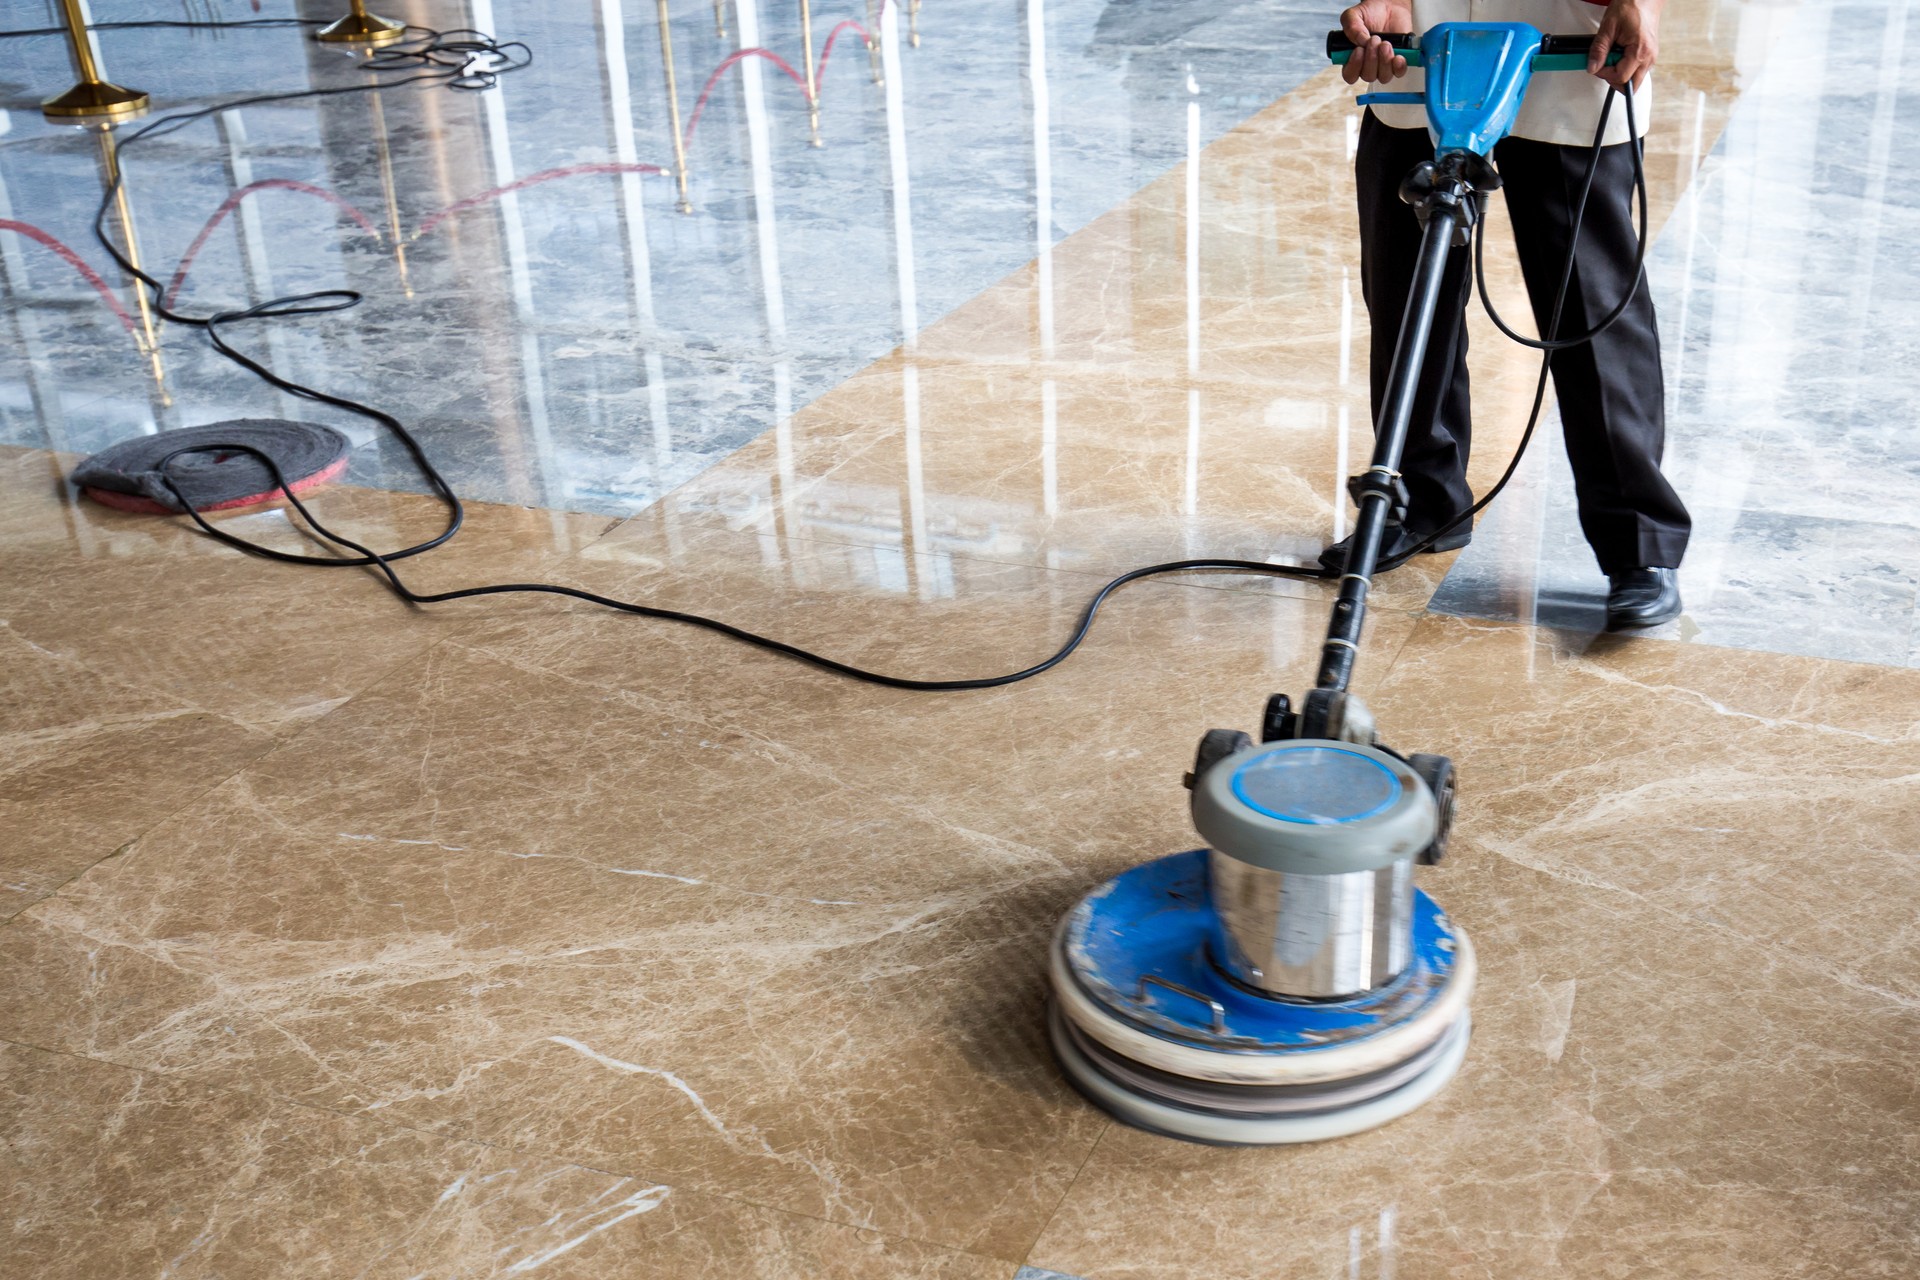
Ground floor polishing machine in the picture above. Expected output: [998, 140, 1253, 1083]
[1046, 23, 1625, 1144]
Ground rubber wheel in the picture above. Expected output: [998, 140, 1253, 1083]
[1260, 693, 1297, 742]
[1190, 730, 1253, 788]
[1409, 753, 1455, 864]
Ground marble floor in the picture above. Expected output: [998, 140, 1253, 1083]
[3, 0, 1918, 1277]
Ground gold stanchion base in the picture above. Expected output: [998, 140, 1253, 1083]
[42, 81, 149, 121]
[314, 12, 405, 44]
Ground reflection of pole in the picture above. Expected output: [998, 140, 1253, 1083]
[735, 0, 795, 535]
[656, 0, 694, 212]
[714, 0, 729, 37]
[1183, 70, 1200, 521]
[368, 90, 413, 296]
[0, 168, 94, 525]
[910, 0, 922, 47]
[865, 0, 885, 85]
[1028, 0, 1053, 358]
[798, 0, 823, 146]
[1336, 268, 1352, 542]
[94, 130, 168, 404]
[42, 0, 148, 121]
[904, 362, 934, 596]
[215, 109, 300, 418]
[601, 0, 674, 484]
[881, 1, 917, 348]
[1185, 70, 1200, 377]
[315, 0, 405, 46]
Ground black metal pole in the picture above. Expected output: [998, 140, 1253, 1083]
[1316, 193, 1468, 692]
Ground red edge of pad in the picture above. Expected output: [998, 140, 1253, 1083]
[81, 454, 351, 516]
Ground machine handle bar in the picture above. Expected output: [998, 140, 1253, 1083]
[1325, 30, 1622, 68]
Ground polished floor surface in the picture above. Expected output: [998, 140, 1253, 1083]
[4, 0, 1919, 1277]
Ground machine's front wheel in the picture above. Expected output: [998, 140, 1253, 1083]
[1408, 753, 1456, 864]
[1184, 729, 1253, 789]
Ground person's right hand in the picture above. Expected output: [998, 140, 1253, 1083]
[1340, 0, 1416, 84]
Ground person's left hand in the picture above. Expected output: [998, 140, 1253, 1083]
[1589, 0, 1664, 91]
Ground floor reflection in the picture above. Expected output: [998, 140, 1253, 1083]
[1430, 0, 1920, 668]
[0, 0, 1332, 514]
[2, 0, 1902, 670]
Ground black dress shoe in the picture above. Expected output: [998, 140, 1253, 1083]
[1318, 525, 1471, 573]
[1606, 567, 1681, 629]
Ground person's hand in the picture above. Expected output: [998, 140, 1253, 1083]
[1340, 0, 1415, 85]
[1589, 0, 1663, 91]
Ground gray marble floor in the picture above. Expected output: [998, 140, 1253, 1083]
[8, 0, 1913, 671]
[0, 0, 1332, 514]
[1430, 0, 1920, 669]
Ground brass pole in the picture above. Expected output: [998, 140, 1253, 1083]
[368, 90, 413, 297]
[95, 130, 169, 404]
[41, 0, 149, 121]
[315, 0, 405, 46]
[656, 0, 694, 213]
[798, 0, 822, 147]
[910, 0, 921, 48]
[714, 0, 729, 38]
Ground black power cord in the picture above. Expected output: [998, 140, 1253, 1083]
[83, 28, 533, 574]
[75, 26, 1645, 691]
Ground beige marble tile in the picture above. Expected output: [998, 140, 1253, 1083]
[1371, 615, 1920, 998]
[0, 780, 1101, 1261]
[0, 446, 616, 737]
[714, 359, 1469, 611]
[0, 622, 270, 920]
[0, 1041, 1011, 1279]
[0, 5, 1816, 1274]
[0, 521, 1422, 1260]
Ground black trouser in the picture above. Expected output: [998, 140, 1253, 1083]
[1356, 110, 1690, 574]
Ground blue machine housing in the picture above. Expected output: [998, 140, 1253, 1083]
[1058, 850, 1463, 1053]
[1353, 21, 1549, 157]
[1422, 22, 1544, 155]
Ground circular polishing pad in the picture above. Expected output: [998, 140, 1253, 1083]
[1051, 850, 1473, 1085]
[72, 419, 351, 515]
[1046, 849, 1473, 1144]
[1049, 1001, 1469, 1146]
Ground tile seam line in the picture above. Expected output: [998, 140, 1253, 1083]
[18, 835, 1915, 1253]
[1014, 1118, 1118, 1271]
[0, 1035, 1023, 1269]
[0, 595, 455, 927]
[0, 754, 283, 943]
[1419, 607, 1920, 683]
[221, 785, 1077, 912]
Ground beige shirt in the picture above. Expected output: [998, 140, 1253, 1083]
[1363, 0, 1651, 146]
